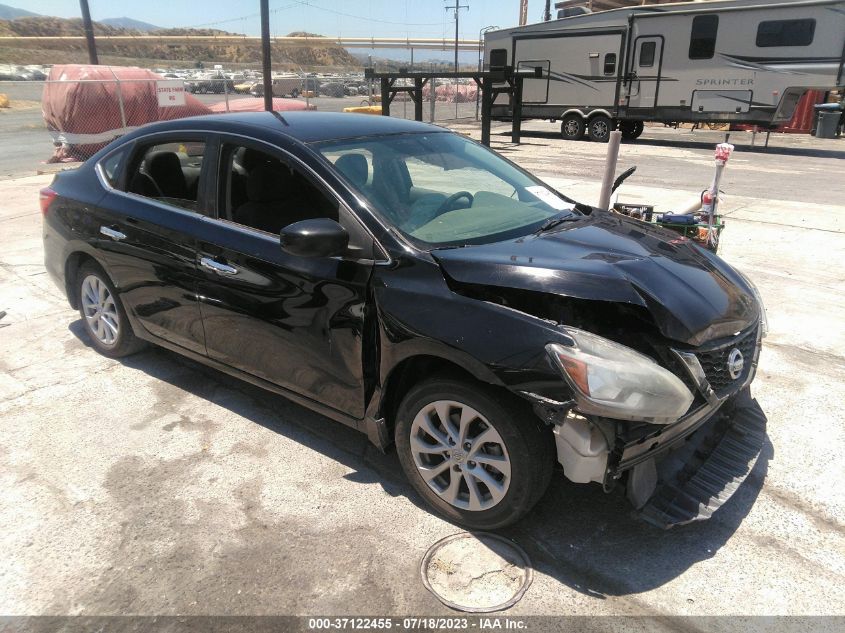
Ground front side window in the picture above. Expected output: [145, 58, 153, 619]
[126, 140, 206, 211]
[603, 53, 617, 75]
[689, 15, 719, 59]
[218, 144, 338, 235]
[756, 19, 816, 47]
[314, 132, 576, 248]
[639, 41, 656, 68]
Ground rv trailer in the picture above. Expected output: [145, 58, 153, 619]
[483, 0, 845, 140]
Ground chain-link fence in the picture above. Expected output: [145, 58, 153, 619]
[0, 56, 484, 175]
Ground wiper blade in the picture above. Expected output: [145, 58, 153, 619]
[534, 212, 580, 234]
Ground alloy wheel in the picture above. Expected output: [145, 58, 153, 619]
[409, 400, 511, 511]
[564, 120, 581, 136]
[81, 274, 120, 346]
[592, 119, 609, 140]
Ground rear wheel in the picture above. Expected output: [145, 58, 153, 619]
[619, 120, 644, 140]
[77, 262, 144, 358]
[560, 114, 586, 141]
[587, 115, 614, 142]
[395, 376, 554, 529]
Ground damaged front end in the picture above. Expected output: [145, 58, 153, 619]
[531, 319, 766, 528]
[441, 270, 766, 529]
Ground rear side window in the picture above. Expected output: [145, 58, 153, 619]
[756, 19, 816, 47]
[99, 149, 125, 187]
[603, 53, 617, 75]
[126, 141, 206, 211]
[689, 15, 719, 59]
[639, 41, 656, 68]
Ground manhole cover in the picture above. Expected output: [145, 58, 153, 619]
[420, 532, 533, 613]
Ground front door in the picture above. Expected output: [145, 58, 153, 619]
[194, 139, 375, 418]
[628, 36, 663, 109]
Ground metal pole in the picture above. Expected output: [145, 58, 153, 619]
[79, 0, 98, 65]
[598, 130, 623, 210]
[260, 0, 273, 112]
[543, 0, 552, 21]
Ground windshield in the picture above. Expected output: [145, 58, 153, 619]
[313, 132, 578, 248]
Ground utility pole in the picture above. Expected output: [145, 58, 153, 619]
[445, 1, 468, 118]
[79, 0, 98, 65]
[544, 0, 552, 22]
[260, 0, 273, 112]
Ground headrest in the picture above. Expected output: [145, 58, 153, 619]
[147, 151, 186, 198]
[335, 153, 368, 188]
[247, 164, 293, 203]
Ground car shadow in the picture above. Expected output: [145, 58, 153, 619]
[499, 129, 845, 159]
[69, 319, 770, 599]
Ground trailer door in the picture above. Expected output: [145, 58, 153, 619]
[629, 36, 663, 109]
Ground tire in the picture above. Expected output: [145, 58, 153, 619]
[395, 376, 555, 530]
[587, 115, 615, 142]
[76, 262, 144, 358]
[619, 120, 644, 140]
[560, 114, 586, 141]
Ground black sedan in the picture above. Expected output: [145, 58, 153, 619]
[41, 112, 767, 529]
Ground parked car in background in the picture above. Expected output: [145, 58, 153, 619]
[250, 75, 303, 98]
[234, 79, 258, 94]
[40, 112, 767, 530]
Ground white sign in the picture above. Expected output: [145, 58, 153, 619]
[156, 80, 186, 107]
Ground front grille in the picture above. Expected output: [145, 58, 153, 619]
[695, 327, 758, 397]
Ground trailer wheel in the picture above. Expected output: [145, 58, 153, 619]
[620, 120, 644, 140]
[587, 115, 614, 142]
[561, 114, 585, 140]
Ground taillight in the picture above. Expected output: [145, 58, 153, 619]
[39, 187, 57, 216]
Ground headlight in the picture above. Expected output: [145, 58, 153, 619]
[546, 328, 694, 424]
[738, 272, 768, 338]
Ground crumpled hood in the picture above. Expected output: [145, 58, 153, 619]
[432, 211, 759, 346]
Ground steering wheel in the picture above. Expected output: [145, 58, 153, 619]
[434, 191, 474, 216]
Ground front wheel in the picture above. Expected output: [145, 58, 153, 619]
[395, 377, 554, 529]
[560, 114, 586, 141]
[587, 115, 615, 142]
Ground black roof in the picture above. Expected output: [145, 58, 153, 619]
[138, 111, 446, 144]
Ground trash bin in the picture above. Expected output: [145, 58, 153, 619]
[816, 111, 841, 138]
[814, 103, 842, 139]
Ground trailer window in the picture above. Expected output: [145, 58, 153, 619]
[603, 53, 617, 75]
[689, 15, 719, 60]
[756, 19, 816, 47]
[639, 41, 656, 68]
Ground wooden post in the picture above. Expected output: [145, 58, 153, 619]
[481, 76, 493, 146]
[380, 77, 390, 116]
[414, 78, 423, 121]
[511, 75, 523, 144]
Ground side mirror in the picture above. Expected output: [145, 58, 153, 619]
[279, 218, 349, 258]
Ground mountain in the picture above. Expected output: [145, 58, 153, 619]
[0, 3, 39, 19]
[0, 16, 360, 69]
[100, 17, 160, 31]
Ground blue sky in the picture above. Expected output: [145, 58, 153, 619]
[24, 1, 548, 39]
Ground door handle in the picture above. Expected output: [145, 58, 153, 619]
[199, 257, 238, 275]
[100, 226, 126, 241]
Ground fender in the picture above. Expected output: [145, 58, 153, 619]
[560, 108, 614, 121]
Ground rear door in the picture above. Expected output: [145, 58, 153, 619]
[628, 36, 663, 109]
[194, 136, 376, 418]
[94, 134, 210, 354]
